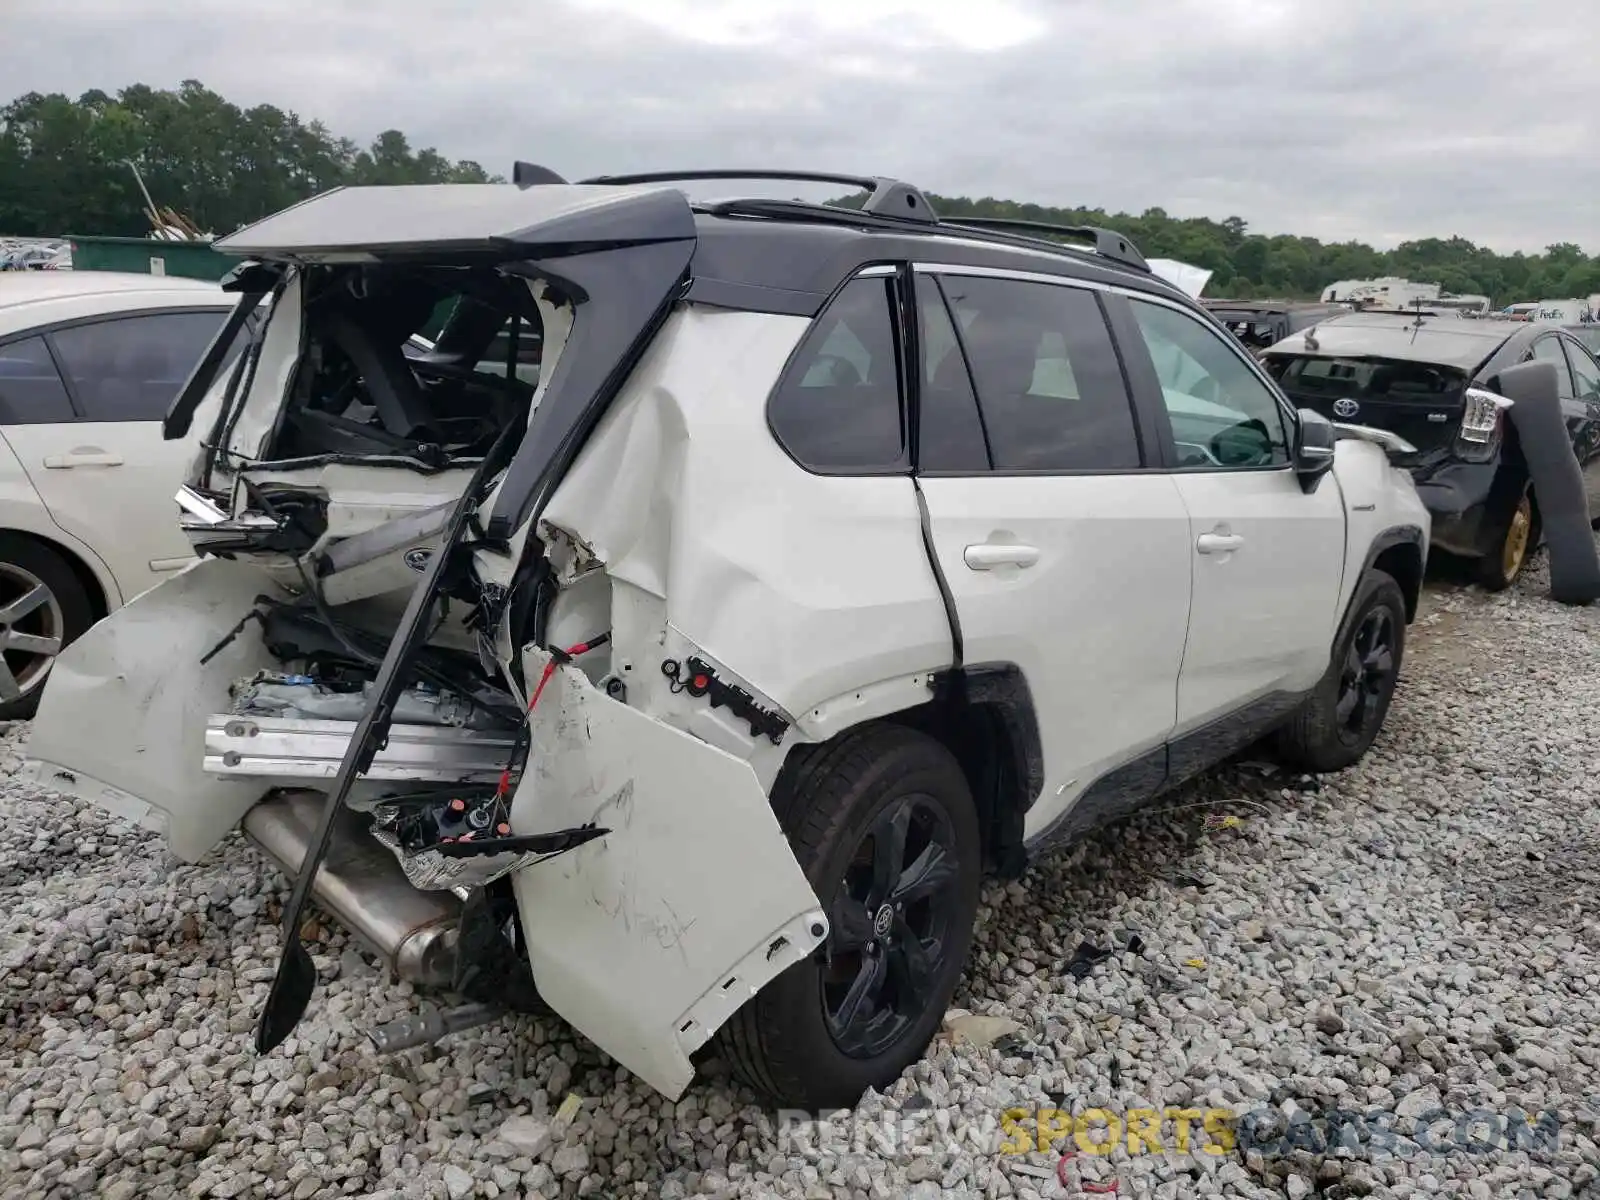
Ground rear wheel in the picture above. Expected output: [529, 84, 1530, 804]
[0, 535, 94, 720]
[1276, 567, 1406, 773]
[718, 724, 981, 1109]
[1476, 487, 1537, 591]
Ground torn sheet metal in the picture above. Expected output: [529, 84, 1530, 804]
[507, 648, 827, 1099]
[23, 558, 283, 862]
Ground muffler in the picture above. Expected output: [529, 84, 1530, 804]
[242, 789, 460, 987]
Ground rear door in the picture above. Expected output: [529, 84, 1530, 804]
[1114, 292, 1345, 758]
[2, 309, 233, 600]
[912, 266, 1193, 841]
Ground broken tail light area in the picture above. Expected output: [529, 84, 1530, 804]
[1455, 386, 1513, 462]
[176, 483, 328, 558]
[370, 788, 606, 891]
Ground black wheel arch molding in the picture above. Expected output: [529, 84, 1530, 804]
[1358, 523, 1427, 622]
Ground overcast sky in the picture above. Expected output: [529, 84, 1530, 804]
[7, 0, 1598, 253]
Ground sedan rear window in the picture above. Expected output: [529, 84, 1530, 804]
[1270, 356, 1460, 400]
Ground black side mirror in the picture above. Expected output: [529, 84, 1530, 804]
[1293, 407, 1336, 492]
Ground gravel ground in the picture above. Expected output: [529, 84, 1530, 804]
[3, 551, 1599, 1200]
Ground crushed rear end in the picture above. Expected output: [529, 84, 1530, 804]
[1264, 315, 1520, 558]
[24, 180, 827, 1099]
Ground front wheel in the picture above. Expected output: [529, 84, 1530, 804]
[1275, 567, 1407, 773]
[718, 724, 981, 1109]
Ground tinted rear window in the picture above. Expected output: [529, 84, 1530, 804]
[1270, 356, 1466, 401]
[768, 275, 907, 472]
[935, 275, 1139, 472]
[52, 310, 233, 422]
[0, 335, 74, 424]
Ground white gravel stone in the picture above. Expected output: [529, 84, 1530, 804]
[2, 555, 1599, 1198]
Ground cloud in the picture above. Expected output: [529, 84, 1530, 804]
[5, 0, 1596, 252]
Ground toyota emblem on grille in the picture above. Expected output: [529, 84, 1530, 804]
[1332, 397, 1360, 419]
[404, 548, 433, 571]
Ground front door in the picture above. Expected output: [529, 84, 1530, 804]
[1115, 294, 1345, 756]
[1, 309, 233, 601]
[1552, 336, 1600, 512]
[910, 267, 1193, 840]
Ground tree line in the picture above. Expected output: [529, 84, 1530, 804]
[0, 81, 496, 240]
[4, 81, 1597, 305]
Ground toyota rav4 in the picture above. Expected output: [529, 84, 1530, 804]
[24, 169, 1431, 1108]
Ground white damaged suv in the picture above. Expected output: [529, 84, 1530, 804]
[25, 169, 1431, 1108]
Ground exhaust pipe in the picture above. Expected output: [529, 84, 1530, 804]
[242, 788, 460, 987]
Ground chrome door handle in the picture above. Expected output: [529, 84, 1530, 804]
[44, 449, 124, 469]
[1196, 532, 1245, 554]
[963, 543, 1040, 570]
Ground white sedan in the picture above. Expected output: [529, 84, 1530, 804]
[0, 271, 243, 716]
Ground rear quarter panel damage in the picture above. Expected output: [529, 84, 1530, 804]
[536, 304, 952, 749]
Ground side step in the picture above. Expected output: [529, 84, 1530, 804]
[207, 714, 515, 783]
[242, 789, 461, 988]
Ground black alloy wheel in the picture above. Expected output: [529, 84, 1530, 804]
[1335, 605, 1396, 744]
[718, 724, 981, 1109]
[821, 794, 962, 1059]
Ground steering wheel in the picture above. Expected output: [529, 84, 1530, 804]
[1209, 418, 1276, 467]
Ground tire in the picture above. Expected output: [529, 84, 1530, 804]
[1275, 567, 1407, 774]
[718, 723, 982, 1109]
[1475, 486, 1538, 592]
[0, 534, 95, 720]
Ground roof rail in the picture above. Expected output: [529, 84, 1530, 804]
[939, 216, 1149, 272]
[577, 170, 938, 224]
[549, 167, 1154, 274]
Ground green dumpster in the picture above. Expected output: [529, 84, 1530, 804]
[67, 235, 235, 281]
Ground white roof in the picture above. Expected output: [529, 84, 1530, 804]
[0, 270, 223, 311]
[215, 182, 683, 259]
[0, 271, 228, 336]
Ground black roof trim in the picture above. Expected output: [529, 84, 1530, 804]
[578, 169, 939, 224]
[939, 216, 1149, 273]
[692, 199, 1157, 291]
[512, 161, 568, 188]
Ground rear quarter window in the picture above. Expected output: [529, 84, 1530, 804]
[0, 335, 75, 424]
[767, 276, 907, 473]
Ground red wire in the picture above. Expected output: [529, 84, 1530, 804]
[495, 640, 596, 798]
